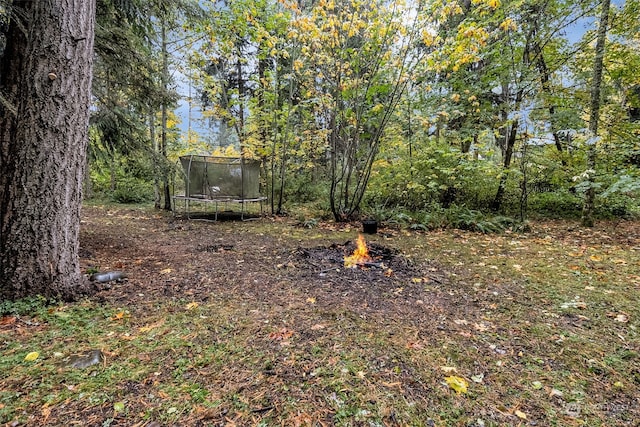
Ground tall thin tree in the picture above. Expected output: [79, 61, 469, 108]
[582, 0, 611, 227]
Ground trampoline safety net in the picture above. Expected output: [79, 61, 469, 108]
[179, 155, 262, 200]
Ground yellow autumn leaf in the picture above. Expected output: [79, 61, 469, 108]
[160, 268, 172, 274]
[589, 255, 602, 261]
[24, 352, 40, 362]
[306, 297, 316, 304]
[515, 410, 527, 419]
[111, 311, 125, 320]
[499, 18, 517, 31]
[445, 375, 468, 394]
[185, 302, 199, 310]
[139, 320, 165, 333]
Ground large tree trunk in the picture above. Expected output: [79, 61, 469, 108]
[0, 0, 96, 301]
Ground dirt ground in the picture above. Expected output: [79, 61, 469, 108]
[4, 204, 636, 426]
[80, 206, 448, 319]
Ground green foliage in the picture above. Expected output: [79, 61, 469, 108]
[601, 174, 640, 198]
[367, 139, 500, 211]
[527, 190, 583, 219]
[370, 204, 517, 233]
[0, 295, 48, 316]
[442, 206, 517, 233]
[111, 178, 154, 204]
[285, 171, 327, 204]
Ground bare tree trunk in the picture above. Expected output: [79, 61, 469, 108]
[492, 118, 519, 211]
[582, 0, 611, 227]
[160, 22, 171, 211]
[150, 112, 161, 209]
[0, 0, 95, 301]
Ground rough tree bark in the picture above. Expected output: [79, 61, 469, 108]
[0, 0, 96, 301]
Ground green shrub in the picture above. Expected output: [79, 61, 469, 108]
[0, 295, 48, 316]
[366, 140, 503, 212]
[527, 190, 583, 219]
[442, 205, 516, 233]
[111, 178, 153, 203]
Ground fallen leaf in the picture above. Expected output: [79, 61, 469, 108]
[269, 328, 294, 340]
[139, 320, 165, 333]
[514, 410, 527, 420]
[532, 381, 543, 390]
[549, 388, 563, 398]
[445, 376, 468, 394]
[608, 312, 629, 323]
[113, 401, 125, 413]
[382, 381, 402, 388]
[111, 311, 125, 320]
[185, 302, 199, 310]
[24, 351, 40, 362]
[589, 255, 602, 262]
[495, 405, 510, 416]
[474, 322, 490, 332]
[471, 373, 484, 383]
[440, 366, 458, 373]
[406, 341, 423, 350]
[306, 297, 316, 304]
[310, 323, 326, 330]
[160, 268, 172, 274]
[0, 316, 17, 326]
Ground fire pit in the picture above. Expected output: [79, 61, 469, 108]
[296, 234, 413, 277]
[286, 234, 446, 312]
[344, 234, 379, 268]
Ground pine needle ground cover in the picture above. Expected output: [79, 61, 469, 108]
[1, 206, 638, 426]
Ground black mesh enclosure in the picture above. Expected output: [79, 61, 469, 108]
[179, 156, 262, 200]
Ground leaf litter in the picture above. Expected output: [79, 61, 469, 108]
[0, 206, 638, 426]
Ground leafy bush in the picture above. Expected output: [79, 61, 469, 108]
[111, 178, 153, 203]
[527, 190, 583, 219]
[375, 204, 517, 233]
[285, 172, 327, 203]
[443, 205, 517, 233]
[366, 140, 501, 212]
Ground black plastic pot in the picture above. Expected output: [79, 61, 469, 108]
[362, 220, 378, 234]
